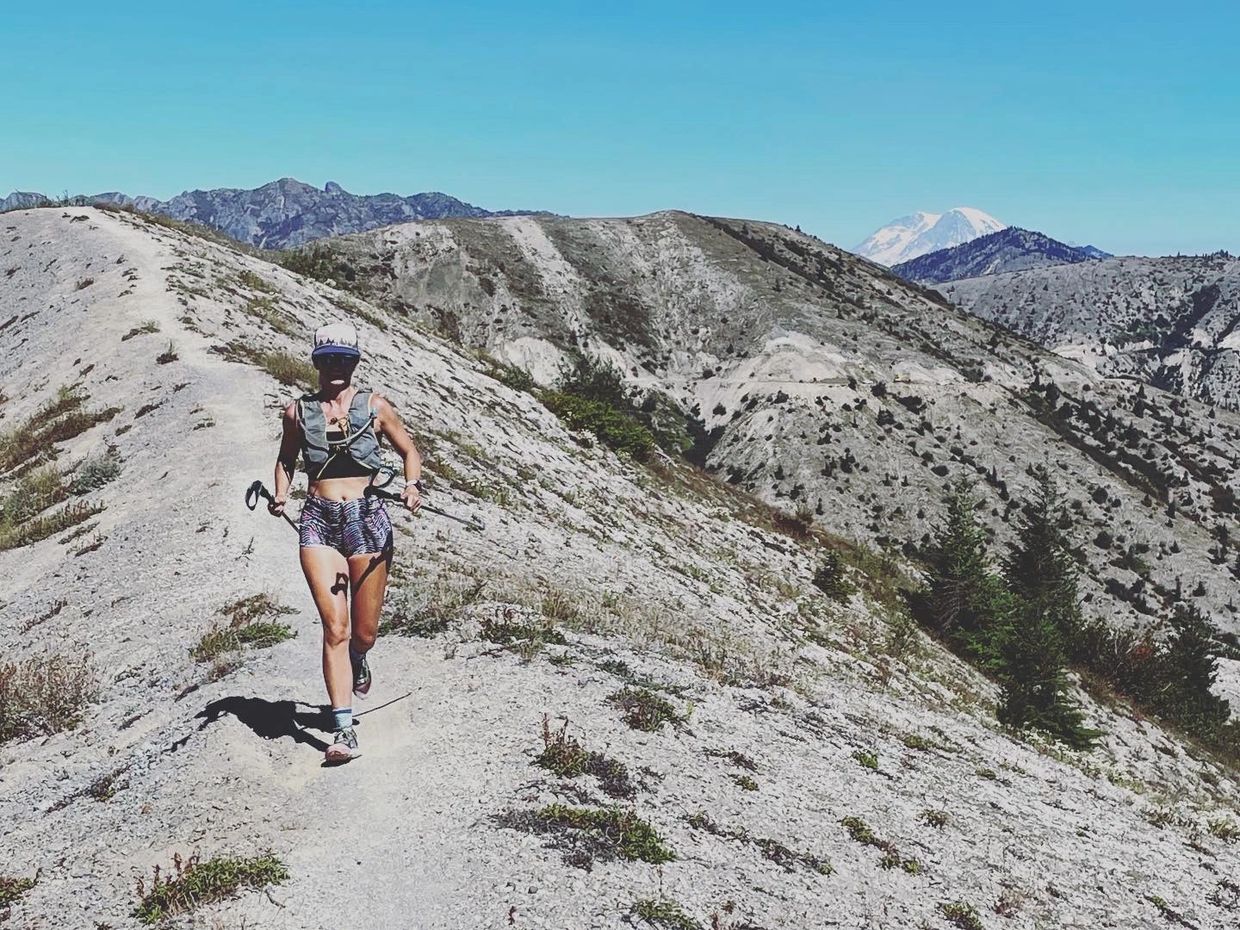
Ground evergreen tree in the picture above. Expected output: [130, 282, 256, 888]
[1003, 465, 1085, 649]
[1157, 603, 1231, 736]
[996, 598, 1097, 748]
[923, 481, 1008, 665]
[999, 466, 1096, 747]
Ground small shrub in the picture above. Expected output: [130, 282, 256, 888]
[491, 363, 536, 393]
[941, 901, 984, 930]
[132, 852, 289, 925]
[731, 774, 759, 791]
[499, 804, 674, 868]
[813, 550, 856, 602]
[0, 874, 37, 907]
[631, 898, 701, 930]
[192, 595, 296, 663]
[237, 269, 274, 292]
[0, 651, 99, 743]
[68, 444, 122, 494]
[88, 766, 128, 801]
[0, 386, 120, 473]
[384, 575, 484, 637]
[608, 686, 681, 731]
[121, 321, 160, 340]
[921, 809, 949, 829]
[852, 749, 879, 771]
[156, 342, 178, 364]
[1208, 816, 1240, 842]
[480, 607, 566, 655]
[535, 716, 635, 799]
[0, 500, 104, 550]
[542, 391, 655, 460]
[706, 748, 759, 771]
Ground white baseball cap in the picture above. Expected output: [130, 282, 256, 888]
[311, 321, 361, 360]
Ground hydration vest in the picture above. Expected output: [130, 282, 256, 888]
[296, 390, 385, 478]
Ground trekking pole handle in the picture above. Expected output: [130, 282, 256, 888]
[244, 480, 299, 532]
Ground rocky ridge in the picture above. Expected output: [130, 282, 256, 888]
[2, 177, 540, 249]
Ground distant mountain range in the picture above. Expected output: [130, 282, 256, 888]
[853, 207, 1005, 266]
[891, 227, 1112, 284]
[0, 177, 542, 248]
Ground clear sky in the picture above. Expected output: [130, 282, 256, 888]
[3, 0, 1236, 255]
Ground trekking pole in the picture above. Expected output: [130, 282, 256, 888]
[244, 480, 300, 532]
[363, 482, 485, 532]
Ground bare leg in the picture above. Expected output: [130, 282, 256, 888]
[300, 546, 352, 712]
[348, 547, 391, 657]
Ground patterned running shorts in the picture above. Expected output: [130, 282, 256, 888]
[299, 495, 393, 557]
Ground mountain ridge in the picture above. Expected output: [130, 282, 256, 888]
[891, 227, 1111, 283]
[0, 177, 544, 249]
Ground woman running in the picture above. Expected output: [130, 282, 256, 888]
[268, 321, 422, 765]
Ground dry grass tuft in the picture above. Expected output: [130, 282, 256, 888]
[0, 652, 98, 743]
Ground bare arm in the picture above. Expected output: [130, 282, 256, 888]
[373, 394, 422, 511]
[271, 402, 300, 514]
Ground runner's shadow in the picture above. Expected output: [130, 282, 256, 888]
[196, 696, 331, 753]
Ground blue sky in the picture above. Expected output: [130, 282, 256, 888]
[2, 1, 1236, 255]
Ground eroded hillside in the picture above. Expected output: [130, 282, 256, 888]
[0, 207, 1238, 930]
[940, 254, 1240, 411]
[290, 214, 1240, 641]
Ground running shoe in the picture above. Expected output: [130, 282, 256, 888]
[351, 651, 372, 698]
[325, 727, 361, 765]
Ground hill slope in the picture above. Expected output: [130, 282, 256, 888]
[891, 227, 1108, 283]
[1, 208, 1238, 929]
[302, 213, 1240, 638]
[940, 254, 1240, 409]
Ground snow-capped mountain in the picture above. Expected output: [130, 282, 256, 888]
[854, 207, 1006, 266]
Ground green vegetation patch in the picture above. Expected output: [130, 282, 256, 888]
[480, 609, 566, 660]
[630, 898, 701, 930]
[0, 875, 37, 907]
[608, 686, 683, 732]
[686, 810, 832, 875]
[542, 391, 655, 460]
[0, 651, 98, 744]
[499, 804, 675, 869]
[812, 549, 856, 602]
[535, 716, 635, 799]
[132, 852, 289, 925]
[192, 594, 296, 663]
[840, 816, 921, 873]
[0, 386, 121, 475]
[940, 901, 984, 930]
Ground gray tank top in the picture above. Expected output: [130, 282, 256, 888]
[297, 390, 385, 479]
